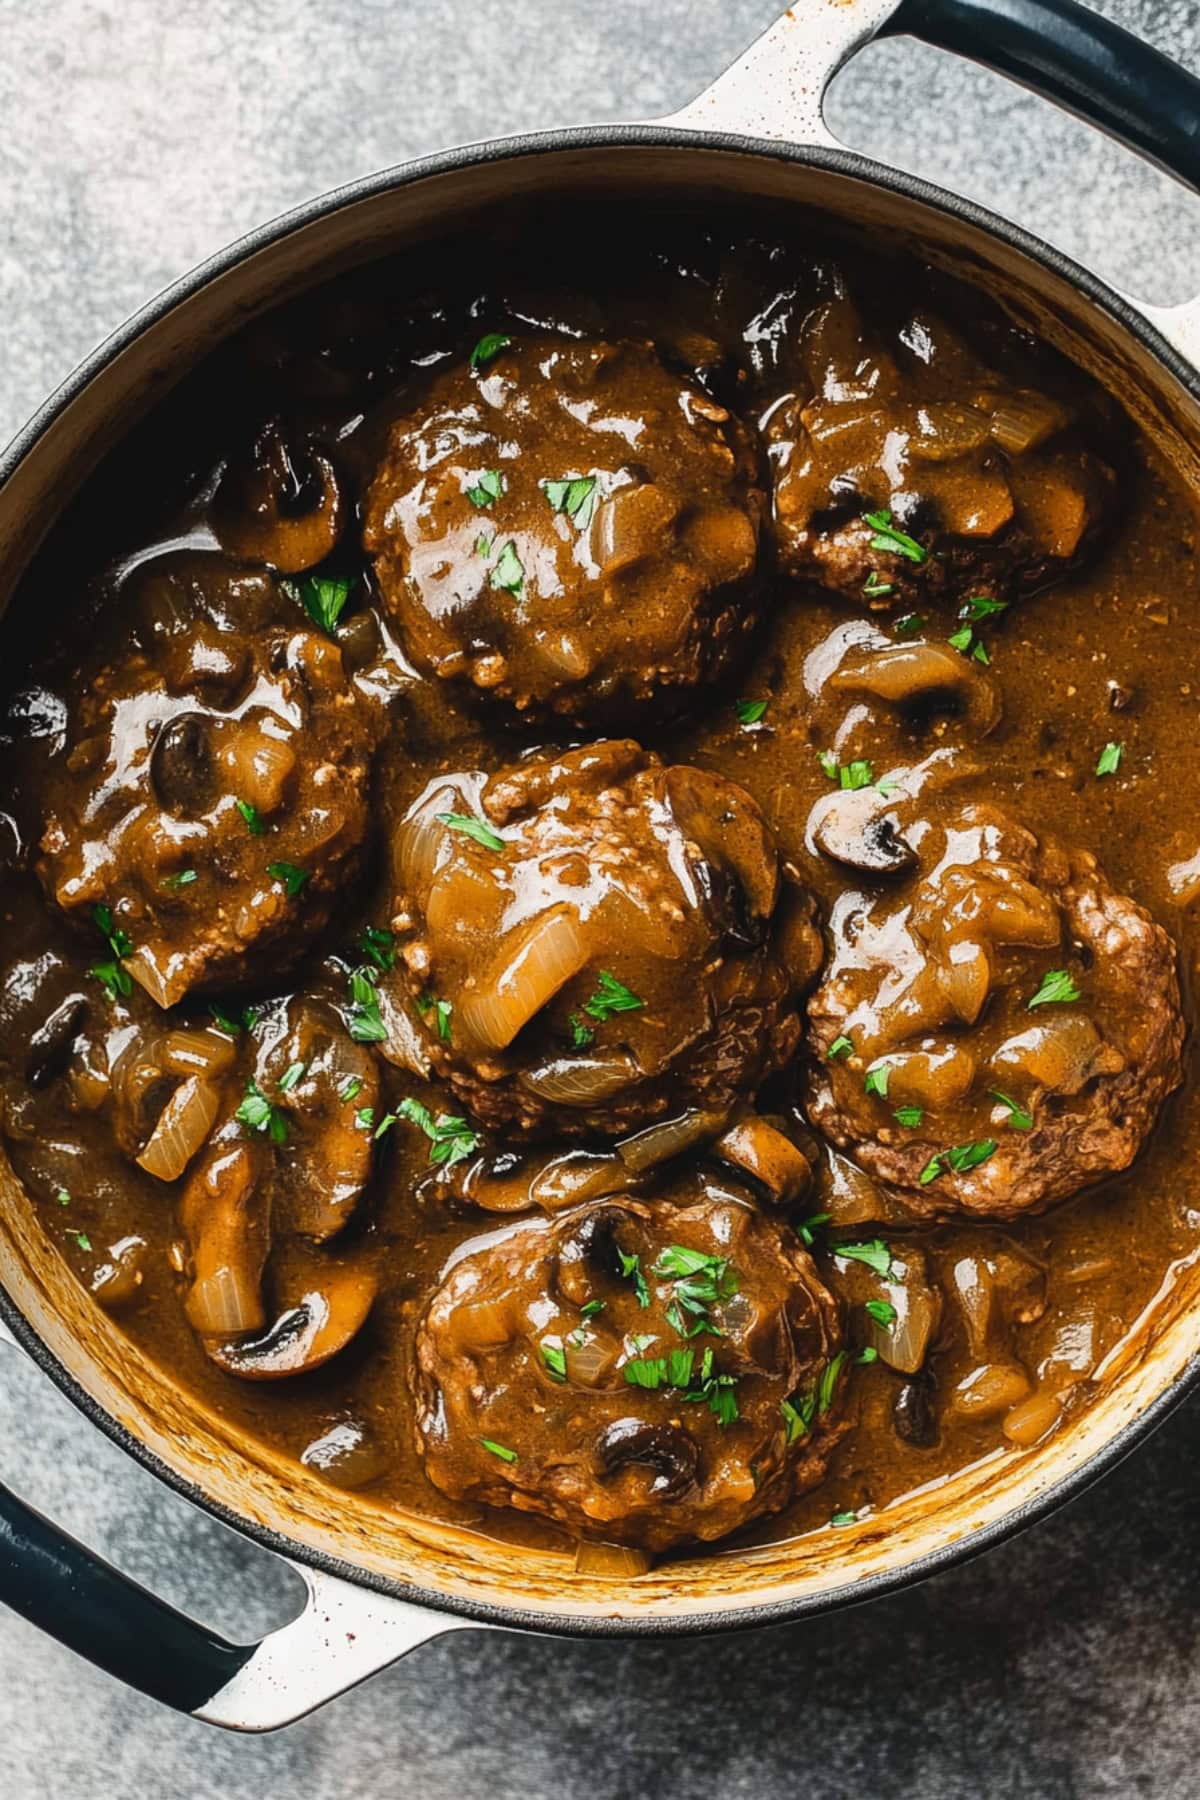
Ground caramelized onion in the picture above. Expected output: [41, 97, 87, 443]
[460, 907, 590, 1050]
[617, 1108, 728, 1175]
[566, 1331, 619, 1387]
[573, 1540, 653, 1578]
[713, 1115, 811, 1203]
[136, 1076, 220, 1181]
[160, 1027, 238, 1079]
[989, 392, 1070, 456]
[219, 727, 296, 814]
[520, 1051, 639, 1106]
[186, 1262, 264, 1337]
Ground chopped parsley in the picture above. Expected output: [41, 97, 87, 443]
[465, 468, 505, 508]
[542, 475, 598, 530]
[283, 573, 353, 634]
[864, 1063, 891, 1098]
[839, 760, 875, 791]
[826, 1035, 854, 1061]
[340, 1075, 364, 1104]
[835, 1239, 894, 1278]
[893, 1104, 924, 1128]
[266, 861, 310, 899]
[470, 333, 511, 372]
[862, 572, 894, 598]
[624, 1355, 668, 1390]
[797, 1212, 830, 1247]
[490, 540, 525, 595]
[863, 508, 927, 565]
[857, 1347, 879, 1365]
[346, 967, 388, 1044]
[236, 1078, 289, 1145]
[582, 971, 644, 1024]
[961, 594, 1008, 621]
[54, 1189, 70, 1207]
[541, 1342, 568, 1383]
[90, 903, 133, 1000]
[162, 869, 197, 890]
[865, 1299, 897, 1328]
[475, 532, 493, 558]
[630, 1344, 740, 1427]
[618, 1248, 651, 1308]
[569, 1012, 595, 1049]
[991, 1089, 1033, 1131]
[580, 1299, 606, 1320]
[654, 1245, 738, 1337]
[397, 1096, 479, 1167]
[67, 1230, 92, 1252]
[358, 925, 396, 972]
[735, 697, 769, 725]
[894, 612, 925, 636]
[830, 1510, 857, 1527]
[372, 1112, 398, 1141]
[920, 1138, 998, 1184]
[1028, 968, 1081, 1009]
[437, 811, 506, 853]
[277, 1060, 306, 1094]
[948, 623, 991, 665]
[1096, 740, 1123, 777]
[781, 1392, 816, 1444]
[480, 1437, 518, 1462]
[416, 992, 453, 1043]
[818, 1350, 849, 1414]
[211, 1004, 258, 1036]
[236, 799, 265, 836]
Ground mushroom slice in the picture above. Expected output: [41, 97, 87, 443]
[594, 1418, 699, 1501]
[831, 641, 1000, 737]
[212, 422, 344, 574]
[206, 1263, 378, 1380]
[809, 786, 916, 876]
[713, 1115, 812, 1204]
[665, 764, 779, 923]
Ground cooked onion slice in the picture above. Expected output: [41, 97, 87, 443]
[186, 1262, 264, 1338]
[573, 1539, 653, 1578]
[616, 1108, 729, 1175]
[136, 1076, 220, 1181]
[460, 906, 590, 1050]
[520, 1051, 639, 1107]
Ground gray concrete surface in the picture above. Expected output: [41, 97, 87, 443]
[2, 1, 1200, 1794]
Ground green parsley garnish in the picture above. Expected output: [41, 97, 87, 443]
[781, 1392, 816, 1444]
[818, 1350, 849, 1414]
[68, 1230, 92, 1252]
[863, 572, 894, 598]
[416, 992, 453, 1043]
[961, 594, 1007, 621]
[948, 624, 991, 664]
[397, 1096, 479, 1168]
[475, 532, 493, 558]
[90, 903, 133, 1000]
[580, 1299, 606, 1320]
[346, 967, 388, 1043]
[266, 861, 310, 899]
[470, 333, 511, 372]
[653, 1246, 738, 1336]
[569, 1012, 595, 1049]
[437, 811, 506, 853]
[210, 1004, 258, 1037]
[582, 971, 644, 1024]
[735, 697, 769, 725]
[283, 573, 354, 635]
[831, 1510, 857, 1527]
[480, 1437, 518, 1462]
[355, 1106, 375, 1132]
[919, 1138, 998, 1184]
[624, 1355, 667, 1390]
[857, 1347, 879, 1365]
[797, 1212, 830, 1247]
[835, 1240, 894, 1278]
[863, 508, 927, 565]
[893, 1104, 924, 1128]
[826, 1035, 854, 1061]
[991, 1089, 1033, 1130]
[236, 799, 265, 836]
[541, 1342, 567, 1382]
[864, 1063, 891, 1098]
[373, 1113, 398, 1140]
[865, 1299, 897, 1328]
[340, 1075, 364, 1104]
[162, 869, 197, 890]
[1096, 741, 1123, 777]
[465, 469, 505, 508]
[491, 540, 525, 595]
[618, 1248, 651, 1308]
[54, 1189, 70, 1207]
[236, 1078, 289, 1145]
[542, 476, 598, 531]
[894, 613, 925, 636]
[1028, 969, 1081, 1009]
[277, 1060, 306, 1094]
[358, 925, 395, 972]
[839, 760, 875, 791]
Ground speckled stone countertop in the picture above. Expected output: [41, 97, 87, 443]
[3, 2, 1200, 1794]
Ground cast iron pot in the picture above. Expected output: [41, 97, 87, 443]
[2, 0, 1200, 1733]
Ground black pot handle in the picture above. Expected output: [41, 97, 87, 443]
[889, 0, 1200, 191]
[0, 1330, 471, 1729]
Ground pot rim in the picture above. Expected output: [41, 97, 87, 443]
[4, 119, 1199, 1639]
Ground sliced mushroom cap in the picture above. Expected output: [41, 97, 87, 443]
[665, 763, 779, 923]
[713, 1114, 812, 1204]
[205, 1263, 378, 1380]
[809, 786, 917, 876]
[594, 1418, 699, 1500]
[212, 424, 344, 574]
[831, 640, 1001, 736]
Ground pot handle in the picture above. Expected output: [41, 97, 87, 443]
[667, 0, 1200, 363]
[0, 1325, 474, 1731]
